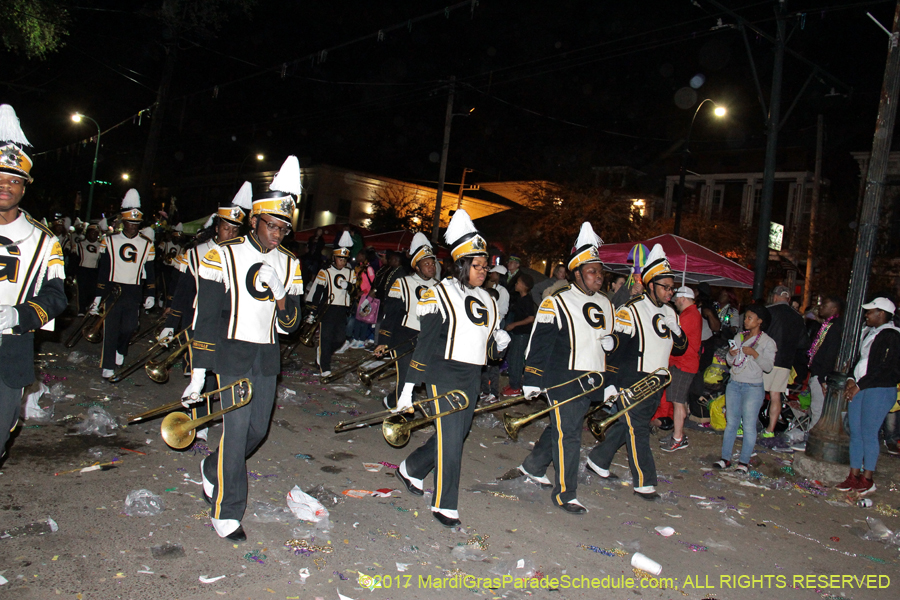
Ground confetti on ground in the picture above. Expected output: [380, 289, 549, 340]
[485, 491, 518, 501]
[243, 550, 266, 564]
[580, 545, 627, 557]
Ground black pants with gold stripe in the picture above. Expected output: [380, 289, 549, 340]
[201, 361, 276, 522]
[318, 306, 348, 373]
[521, 371, 600, 505]
[588, 370, 661, 489]
[404, 369, 479, 512]
[100, 285, 141, 370]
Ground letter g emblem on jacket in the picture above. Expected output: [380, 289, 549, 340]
[582, 303, 606, 329]
[652, 314, 671, 339]
[119, 243, 138, 263]
[465, 297, 489, 326]
[246, 262, 274, 302]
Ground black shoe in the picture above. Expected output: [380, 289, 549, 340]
[395, 469, 424, 496]
[633, 490, 660, 501]
[433, 512, 461, 528]
[224, 525, 247, 542]
[558, 501, 587, 515]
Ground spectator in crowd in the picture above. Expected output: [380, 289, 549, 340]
[532, 263, 567, 305]
[716, 288, 741, 338]
[836, 297, 900, 495]
[347, 250, 376, 348]
[804, 296, 843, 432]
[762, 285, 808, 438]
[606, 273, 627, 299]
[502, 272, 535, 397]
[715, 303, 776, 472]
[660, 287, 703, 452]
[486, 265, 510, 323]
[505, 256, 522, 292]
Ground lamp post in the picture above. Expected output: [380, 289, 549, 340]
[234, 153, 264, 187]
[71, 113, 101, 222]
[673, 99, 726, 236]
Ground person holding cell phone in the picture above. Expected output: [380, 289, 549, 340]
[714, 303, 777, 473]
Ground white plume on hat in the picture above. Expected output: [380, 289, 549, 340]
[444, 209, 477, 245]
[74, 217, 83, 227]
[98, 217, 108, 231]
[0, 104, 32, 146]
[121, 188, 141, 209]
[231, 181, 253, 211]
[410, 232, 432, 253]
[270, 155, 302, 195]
[574, 221, 603, 250]
[141, 226, 155, 241]
[337, 231, 353, 248]
[645, 243, 666, 265]
[174, 223, 183, 232]
[203, 213, 215, 229]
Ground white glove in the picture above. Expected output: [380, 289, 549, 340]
[143, 296, 155, 310]
[258, 264, 286, 300]
[157, 327, 174, 343]
[0, 305, 18, 331]
[305, 313, 317, 324]
[89, 297, 102, 315]
[603, 385, 619, 405]
[396, 382, 415, 413]
[600, 335, 615, 352]
[181, 368, 207, 407]
[522, 385, 541, 399]
[664, 315, 681, 336]
[493, 329, 511, 352]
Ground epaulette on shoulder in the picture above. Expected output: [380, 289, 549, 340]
[277, 245, 297, 260]
[622, 294, 645, 308]
[218, 236, 244, 247]
[26, 214, 54, 236]
[139, 233, 153, 243]
[550, 284, 572, 297]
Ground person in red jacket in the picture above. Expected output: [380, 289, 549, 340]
[660, 286, 703, 452]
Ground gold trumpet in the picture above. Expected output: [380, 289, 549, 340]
[585, 368, 672, 442]
[357, 346, 413, 386]
[65, 286, 121, 347]
[493, 371, 605, 441]
[145, 333, 191, 383]
[107, 329, 189, 384]
[334, 389, 469, 447]
[128, 378, 253, 449]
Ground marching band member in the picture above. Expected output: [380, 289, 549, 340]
[0, 104, 67, 460]
[375, 232, 438, 409]
[516, 222, 614, 514]
[92, 189, 156, 378]
[189, 156, 304, 542]
[305, 231, 356, 377]
[586, 244, 687, 500]
[72, 223, 102, 316]
[160, 223, 183, 307]
[394, 210, 509, 528]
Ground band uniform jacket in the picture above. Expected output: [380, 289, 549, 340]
[379, 273, 437, 344]
[164, 239, 216, 329]
[73, 238, 101, 269]
[609, 293, 688, 385]
[305, 265, 355, 308]
[406, 278, 502, 386]
[523, 284, 614, 387]
[95, 231, 156, 294]
[191, 234, 303, 376]
[0, 212, 67, 387]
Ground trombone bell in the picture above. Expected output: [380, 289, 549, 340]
[161, 411, 197, 449]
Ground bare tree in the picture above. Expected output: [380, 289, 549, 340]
[367, 184, 431, 233]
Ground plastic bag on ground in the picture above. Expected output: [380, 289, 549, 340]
[287, 485, 329, 522]
[451, 545, 487, 561]
[66, 350, 88, 364]
[124, 489, 164, 516]
[861, 516, 894, 542]
[473, 412, 501, 429]
[249, 500, 295, 523]
[0, 517, 58, 539]
[73, 406, 118, 436]
[49, 382, 67, 401]
[23, 382, 52, 421]
[304, 484, 344, 506]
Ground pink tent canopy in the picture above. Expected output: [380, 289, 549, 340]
[597, 234, 753, 289]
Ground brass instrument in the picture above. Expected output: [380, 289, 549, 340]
[145, 332, 191, 383]
[319, 339, 412, 385]
[357, 344, 414, 386]
[128, 378, 252, 449]
[79, 286, 122, 345]
[107, 329, 188, 383]
[586, 368, 672, 442]
[334, 389, 469, 447]
[297, 305, 328, 348]
[492, 371, 605, 441]
[130, 314, 166, 345]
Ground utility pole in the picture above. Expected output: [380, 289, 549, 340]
[802, 114, 824, 312]
[456, 167, 473, 210]
[431, 76, 456, 244]
[807, 0, 900, 463]
[752, 4, 785, 299]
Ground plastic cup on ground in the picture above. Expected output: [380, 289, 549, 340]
[631, 552, 662, 576]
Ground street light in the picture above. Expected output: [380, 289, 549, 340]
[673, 99, 726, 235]
[122, 173, 130, 181]
[234, 153, 264, 187]
[71, 112, 101, 222]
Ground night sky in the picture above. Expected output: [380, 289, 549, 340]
[2, 0, 896, 221]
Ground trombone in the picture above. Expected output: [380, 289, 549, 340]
[357, 342, 414, 386]
[130, 314, 166, 345]
[107, 329, 189, 384]
[334, 389, 469, 447]
[585, 368, 671, 442]
[320, 339, 412, 384]
[488, 371, 605, 441]
[145, 334, 191, 383]
[128, 378, 253, 449]
[64, 286, 121, 348]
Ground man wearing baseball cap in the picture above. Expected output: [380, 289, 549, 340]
[762, 284, 808, 438]
[836, 297, 900, 495]
[660, 286, 702, 452]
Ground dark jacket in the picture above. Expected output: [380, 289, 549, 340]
[766, 302, 808, 369]
[857, 328, 900, 390]
[808, 316, 843, 379]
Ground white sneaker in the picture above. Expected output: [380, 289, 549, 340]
[320, 370, 332, 378]
[334, 340, 351, 355]
[351, 340, 366, 349]
[115, 352, 124, 366]
[196, 428, 208, 442]
[101, 369, 115, 378]
[517, 464, 551, 486]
